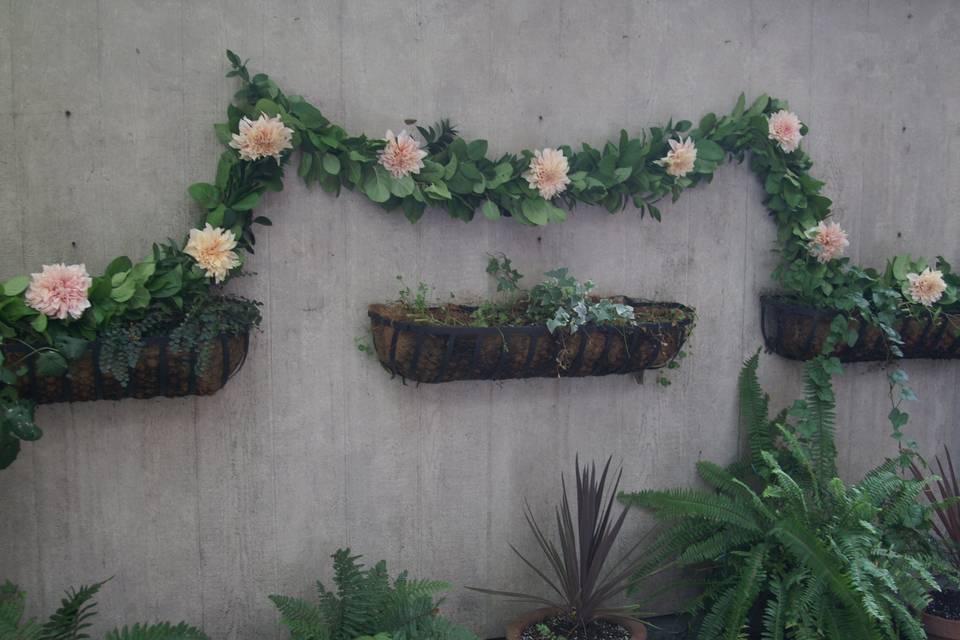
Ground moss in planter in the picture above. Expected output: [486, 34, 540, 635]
[522, 615, 631, 640]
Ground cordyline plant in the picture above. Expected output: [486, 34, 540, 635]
[911, 446, 960, 572]
[469, 457, 650, 627]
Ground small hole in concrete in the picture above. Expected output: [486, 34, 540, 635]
[64, 110, 71, 117]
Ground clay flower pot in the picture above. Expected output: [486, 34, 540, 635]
[924, 612, 960, 640]
[505, 607, 647, 640]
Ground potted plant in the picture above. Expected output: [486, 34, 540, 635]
[618, 353, 943, 640]
[368, 255, 693, 384]
[911, 447, 960, 640]
[761, 255, 960, 363]
[469, 457, 649, 640]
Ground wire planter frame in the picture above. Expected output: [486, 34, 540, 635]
[761, 295, 960, 362]
[368, 300, 694, 383]
[1, 332, 250, 404]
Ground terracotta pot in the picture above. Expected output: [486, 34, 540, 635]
[505, 607, 647, 640]
[924, 611, 960, 640]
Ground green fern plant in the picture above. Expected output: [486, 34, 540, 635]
[270, 549, 476, 640]
[0, 580, 207, 640]
[619, 352, 944, 640]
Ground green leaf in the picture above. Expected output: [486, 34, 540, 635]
[30, 314, 47, 333]
[697, 139, 725, 162]
[214, 123, 233, 145]
[105, 256, 133, 279]
[423, 182, 452, 200]
[322, 153, 341, 176]
[36, 351, 68, 377]
[110, 277, 137, 303]
[2, 276, 30, 297]
[467, 139, 488, 161]
[55, 335, 90, 360]
[205, 204, 226, 228]
[187, 183, 221, 209]
[363, 166, 392, 203]
[390, 174, 416, 198]
[231, 191, 261, 211]
[481, 200, 500, 221]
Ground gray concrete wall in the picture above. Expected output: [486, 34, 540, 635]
[1, 1, 959, 638]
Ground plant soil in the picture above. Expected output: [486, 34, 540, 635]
[521, 614, 631, 640]
[929, 589, 960, 620]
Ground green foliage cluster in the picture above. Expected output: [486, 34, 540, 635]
[619, 353, 946, 640]
[394, 255, 674, 336]
[0, 295, 260, 469]
[0, 580, 207, 640]
[269, 549, 476, 640]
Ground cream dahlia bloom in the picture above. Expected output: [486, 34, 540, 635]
[185, 224, 241, 284]
[807, 221, 849, 263]
[25, 263, 92, 320]
[768, 110, 803, 153]
[229, 113, 294, 163]
[378, 130, 427, 179]
[656, 137, 697, 177]
[523, 148, 571, 199]
[906, 268, 947, 307]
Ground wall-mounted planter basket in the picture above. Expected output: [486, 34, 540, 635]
[761, 295, 960, 362]
[368, 301, 693, 383]
[1, 333, 249, 404]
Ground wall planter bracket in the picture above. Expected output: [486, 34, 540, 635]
[2, 333, 249, 404]
[761, 295, 960, 362]
[368, 301, 693, 383]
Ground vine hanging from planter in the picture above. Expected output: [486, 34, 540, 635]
[0, 50, 957, 468]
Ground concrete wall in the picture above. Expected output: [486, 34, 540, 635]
[1, 1, 959, 637]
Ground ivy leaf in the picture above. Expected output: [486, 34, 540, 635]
[30, 314, 47, 333]
[424, 182, 452, 200]
[36, 351, 68, 377]
[467, 139, 488, 161]
[54, 336, 90, 360]
[481, 200, 500, 221]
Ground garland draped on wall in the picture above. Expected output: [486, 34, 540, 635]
[0, 50, 955, 468]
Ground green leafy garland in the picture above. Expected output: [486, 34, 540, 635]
[1, 50, 956, 467]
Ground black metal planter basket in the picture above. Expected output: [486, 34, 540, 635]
[761, 295, 960, 362]
[1, 332, 250, 404]
[368, 301, 694, 383]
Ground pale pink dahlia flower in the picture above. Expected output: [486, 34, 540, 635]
[229, 113, 294, 163]
[768, 110, 803, 153]
[906, 268, 947, 307]
[184, 224, 241, 284]
[656, 137, 697, 177]
[378, 130, 427, 179]
[25, 263, 92, 320]
[523, 148, 571, 199]
[807, 221, 849, 263]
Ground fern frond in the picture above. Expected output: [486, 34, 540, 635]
[39, 581, 105, 640]
[738, 350, 771, 469]
[102, 622, 208, 640]
[626, 488, 761, 532]
[802, 359, 838, 481]
[269, 595, 329, 640]
[722, 544, 768, 640]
